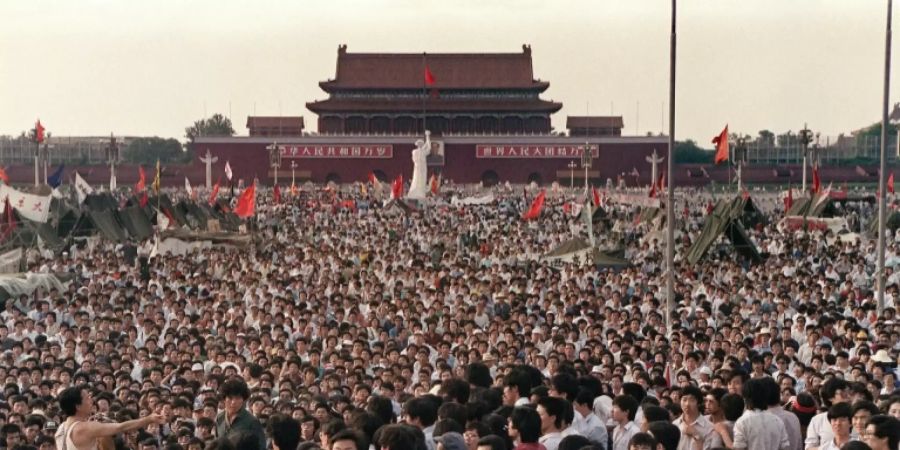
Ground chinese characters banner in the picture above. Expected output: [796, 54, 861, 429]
[475, 145, 600, 159]
[278, 145, 393, 159]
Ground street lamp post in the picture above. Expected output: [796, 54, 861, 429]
[877, 0, 893, 315]
[567, 161, 578, 189]
[291, 161, 298, 187]
[581, 142, 593, 195]
[266, 141, 282, 186]
[735, 135, 748, 192]
[799, 125, 814, 193]
[107, 133, 119, 191]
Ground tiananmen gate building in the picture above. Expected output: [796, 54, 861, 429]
[193, 45, 668, 186]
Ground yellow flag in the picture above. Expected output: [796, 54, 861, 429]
[152, 160, 161, 193]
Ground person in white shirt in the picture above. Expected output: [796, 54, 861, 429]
[805, 378, 850, 450]
[818, 403, 856, 450]
[673, 386, 720, 450]
[572, 390, 609, 450]
[733, 378, 790, 450]
[537, 396, 568, 450]
[612, 395, 641, 450]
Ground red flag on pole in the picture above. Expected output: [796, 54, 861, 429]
[713, 125, 729, 165]
[648, 183, 657, 198]
[430, 174, 440, 195]
[391, 175, 403, 199]
[522, 190, 547, 220]
[273, 184, 281, 204]
[889, 173, 895, 194]
[812, 165, 821, 194]
[591, 186, 601, 208]
[784, 187, 794, 211]
[234, 182, 257, 218]
[139, 191, 149, 207]
[208, 178, 221, 206]
[0, 167, 9, 184]
[35, 120, 45, 144]
[424, 66, 436, 85]
[136, 166, 146, 192]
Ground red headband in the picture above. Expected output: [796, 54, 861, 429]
[792, 398, 817, 414]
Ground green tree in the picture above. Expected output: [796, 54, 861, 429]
[674, 139, 713, 163]
[124, 137, 187, 164]
[184, 113, 235, 148]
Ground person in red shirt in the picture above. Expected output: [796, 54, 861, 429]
[508, 407, 547, 450]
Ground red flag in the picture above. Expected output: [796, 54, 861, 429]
[648, 183, 657, 198]
[812, 165, 821, 194]
[713, 125, 729, 165]
[430, 174, 440, 195]
[889, 173, 895, 194]
[562, 202, 572, 215]
[208, 178, 221, 206]
[273, 184, 281, 204]
[591, 186, 601, 208]
[742, 189, 750, 200]
[139, 192, 149, 208]
[234, 182, 256, 218]
[784, 187, 793, 211]
[0, 167, 9, 184]
[391, 175, 403, 199]
[424, 66, 436, 85]
[136, 166, 146, 192]
[35, 120, 45, 144]
[658, 173, 666, 192]
[522, 190, 546, 220]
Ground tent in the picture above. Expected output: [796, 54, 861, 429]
[88, 210, 129, 242]
[118, 206, 154, 241]
[542, 237, 630, 268]
[685, 196, 763, 265]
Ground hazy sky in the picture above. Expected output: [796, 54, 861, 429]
[1, 0, 896, 145]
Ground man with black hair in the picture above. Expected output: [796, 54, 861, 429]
[647, 421, 681, 450]
[266, 414, 300, 450]
[734, 378, 790, 450]
[55, 385, 164, 450]
[537, 397, 569, 450]
[805, 378, 849, 450]
[508, 406, 543, 450]
[216, 378, 266, 450]
[762, 377, 802, 450]
[331, 428, 367, 450]
[819, 403, 853, 450]
[404, 397, 438, 450]
[572, 389, 607, 450]
[673, 386, 718, 450]
[612, 395, 640, 450]
[863, 415, 900, 450]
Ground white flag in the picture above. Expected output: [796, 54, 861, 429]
[0, 185, 52, 223]
[225, 161, 233, 181]
[157, 210, 170, 230]
[74, 172, 94, 204]
[185, 177, 193, 196]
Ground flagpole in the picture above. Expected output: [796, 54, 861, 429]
[877, 0, 892, 315]
[665, 0, 677, 336]
[422, 52, 427, 136]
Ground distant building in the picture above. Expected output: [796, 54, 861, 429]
[246, 116, 304, 137]
[566, 116, 624, 137]
[306, 45, 562, 135]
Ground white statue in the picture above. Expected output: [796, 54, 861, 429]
[407, 130, 431, 199]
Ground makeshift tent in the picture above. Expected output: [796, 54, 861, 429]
[542, 237, 630, 268]
[0, 272, 74, 301]
[84, 193, 119, 211]
[785, 195, 835, 217]
[88, 210, 128, 242]
[118, 206, 154, 241]
[685, 196, 763, 265]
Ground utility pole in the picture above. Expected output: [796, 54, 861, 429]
[878, 0, 893, 315]
[665, 0, 677, 336]
[799, 125, 813, 194]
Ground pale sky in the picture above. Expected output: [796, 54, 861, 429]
[1, 0, 896, 145]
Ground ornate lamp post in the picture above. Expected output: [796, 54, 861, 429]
[799, 125, 814, 193]
[567, 161, 578, 189]
[734, 135, 748, 192]
[266, 141, 282, 186]
[581, 142, 593, 194]
[291, 161, 298, 186]
[106, 133, 119, 191]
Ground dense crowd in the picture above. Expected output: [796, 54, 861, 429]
[0, 183, 899, 450]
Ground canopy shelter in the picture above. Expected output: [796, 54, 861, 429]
[685, 196, 763, 265]
[542, 237, 630, 268]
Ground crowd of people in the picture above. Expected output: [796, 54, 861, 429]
[0, 182, 899, 450]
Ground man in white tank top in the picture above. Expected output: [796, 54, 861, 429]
[54, 385, 164, 450]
